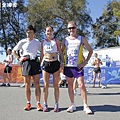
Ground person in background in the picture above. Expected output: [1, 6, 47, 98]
[40, 26, 64, 112]
[61, 21, 93, 114]
[12, 25, 43, 111]
[92, 53, 103, 88]
[1, 49, 13, 87]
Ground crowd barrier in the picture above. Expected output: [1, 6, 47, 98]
[0, 62, 120, 84]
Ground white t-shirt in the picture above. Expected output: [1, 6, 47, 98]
[5, 54, 13, 67]
[13, 38, 41, 59]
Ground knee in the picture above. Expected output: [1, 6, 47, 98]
[43, 83, 49, 89]
[68, 82, 73, 89]
[79, 83, 85, 90]
[54, 85, 59, 90]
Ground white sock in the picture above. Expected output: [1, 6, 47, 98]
[84, 103, 87, 108]
[37, 101, 40, 104]
[27, 101, 30, 104]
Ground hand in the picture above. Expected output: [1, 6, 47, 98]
[19, 57, 27, 62]
[78, 61, 86, 69]
[60, 62, 64, 69]
[3, 60, 7, 62]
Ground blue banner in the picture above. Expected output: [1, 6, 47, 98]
[84, 67, 120, 85]
[40, 66, 120, 85]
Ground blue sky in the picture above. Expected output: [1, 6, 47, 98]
[0, 0, 110, 62]
[87, 0, 108, 22]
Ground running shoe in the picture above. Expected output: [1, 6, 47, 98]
[30, 83, 34, 87]
[84, 106, 92, 114]
[24, 103, 31, 111]
[74, 90, 80, 96]
[54, 104, 59, 112]
[43, 104, 48, 112]
[66, 104, 76, 113]
[20, 83, 25, 88]
[6, 83, 10, 87]
[1, 83, 6, 86]
[37, 103, 43, 111]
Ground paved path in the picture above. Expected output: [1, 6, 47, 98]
[0, 84, 120, 120]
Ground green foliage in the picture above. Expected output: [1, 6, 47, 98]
[0, 0, 28, 52]
[91, 0, 120, 49]
[112, 1, 120, 37]
[27, 0, 92, 41]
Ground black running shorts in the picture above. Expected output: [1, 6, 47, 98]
[42, 60, 60, 74]
[22, 60, 41, 76]
[93, 67, 101, 74]
[4, 65, 12, 73]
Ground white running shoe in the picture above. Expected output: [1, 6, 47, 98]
[20, 83, 25, 88]
[84, 106, 92, 114]
[101, 85, 107, 89]
[74, 91, 80, 96]
[66, 104, 76, 113]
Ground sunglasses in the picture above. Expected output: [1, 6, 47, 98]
[26, 32, 34, 34]
[67, 27, 76, 30]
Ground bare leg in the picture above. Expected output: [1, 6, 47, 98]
[24, 76, 31, 102]
[77, 76, 87, 104]
[3, 73, 6, 83]
[33, 74, 41, 102]
[98, 73, 101, 87]
[73, 78, 77, 92]
[7, 73, 11, 83]
[42, 71, 50, 104]
[66, 77, 74, 103]
[77, 76, 92, 114]
[53, 70, 60, 103]
[93, 72, 96, 87]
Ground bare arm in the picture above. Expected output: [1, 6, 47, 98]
[56, 40, 64, 63]
[40, 40, 44, 64]
[99, 59, 103, 65]
[61, 39, 65, 53]
[12, 49, 20, 60]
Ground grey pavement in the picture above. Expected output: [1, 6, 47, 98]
[0, 84, 120, 120]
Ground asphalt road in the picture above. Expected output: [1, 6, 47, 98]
[0, 84, 120, 120]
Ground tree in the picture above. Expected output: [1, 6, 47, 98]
[91, 0, 120, 49]
[27, 0, 92, 41]
[112, 0, 120, 38]
[0, 0, 27, 54]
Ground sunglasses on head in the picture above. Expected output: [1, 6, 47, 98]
[67, 27, 76, 30]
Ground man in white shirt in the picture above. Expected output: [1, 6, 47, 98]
[12, 25, 43, 111]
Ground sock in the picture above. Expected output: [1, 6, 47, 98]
[71, 102, 75, 105]
[84, 103, 87, 108]
[55, 102, 58, 105]
[44, 102, 47, 105]
[37, 101, 40, 104]
[27, 101, 30, 104]
[74, 90, 77, 92]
